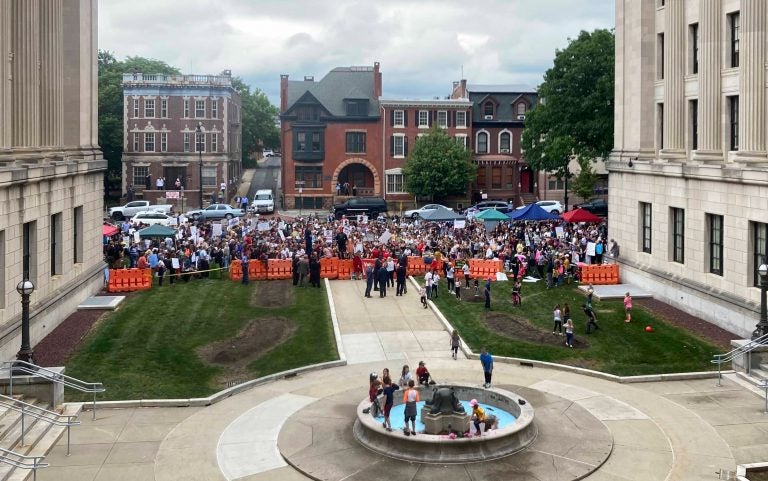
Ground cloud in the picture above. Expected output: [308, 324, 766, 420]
[99, 0, 614, 104]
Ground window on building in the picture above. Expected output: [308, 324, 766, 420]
[211, 133, 218, 152]
[346, 100, 368, 116]
[455, 134, 468, 149]
[437, 111, 448, 128]
[211, 100, 218, 119]
[418, 110, 429, 127]
[296, 106, 319, 121]
[50, 213, 62, 276]
[690, 99, 698, 150]
[73, 206, 83, 264]
[456, 111, 467, 128]
[183, 132, 191, 152]
[671, 207, 685, 263]
[160, 99, 168, 118]
[346, 132, 366, 153]
[499, 132, 511, 152]
[295, 166, 322, 188]
[657, 33, 665, 79]
[548, 177, 565, 190]
[708, 214, 724, 275]
[690, 23, 699, 74]
[729, 95, 739, 151]
[183, 99, 190, 118]
[476, 165, 487, 189]
[393, 110, 404, 127]
[517, 103, 526, 116]
[477, 132, 489, 153]
[132, 132, 139, 151]
[312, 132, 321, 151]
[483, 102, 494, 117]
[297, 132, 307, 151]
[641, 202, 652, 254]
[387, 173, 406, 194]
[729, 11, 740, 68]
[0, 230, 4, 309]
[160, 132, 168, 152]
[23, 221, 36, 283]
[753, 222, 768, 286]
[196, 132, 205, 152]
[202, 166, 217, 187]
[657, 103, 664, 151]
[491, 166, 502, 189]
[393, 134, 405, 157]
[195, 100, 205, 118]
[133, 98, 139, 117]
[144, 132, 155, 152]
[133, 166, 148, 185]
[144, 99, 155, 118]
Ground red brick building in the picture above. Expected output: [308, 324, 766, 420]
[121, 72, 242, 209]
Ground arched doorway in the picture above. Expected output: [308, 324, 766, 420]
[333, 158, 380, 196]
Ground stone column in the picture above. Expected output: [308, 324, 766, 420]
[39, 0, 62, 149]
[734, 0, 767, 162]
[0, 2, 10, 151]
[659, 0, 686, 162]
[692, 0, 723, 162]
[11, 0, 40, 149]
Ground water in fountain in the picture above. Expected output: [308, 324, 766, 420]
[385, 400, 517, 433]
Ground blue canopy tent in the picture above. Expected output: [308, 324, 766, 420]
[508, 203, 562, 221]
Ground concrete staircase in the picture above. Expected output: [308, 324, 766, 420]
[0, 396, 82, 481]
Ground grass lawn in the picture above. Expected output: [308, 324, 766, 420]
[65, 279, 337, 400]
[432, 278, 720, 376]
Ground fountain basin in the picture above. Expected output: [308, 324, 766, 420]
[353, 384, 536, 463]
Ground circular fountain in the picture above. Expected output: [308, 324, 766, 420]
[352, 384, 536, 463]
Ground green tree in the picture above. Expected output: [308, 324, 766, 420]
[571, 157, 598, 201]
[232, 77, 280, 167]
[403, 127, 476, 201]
[521, 29, 615, 176]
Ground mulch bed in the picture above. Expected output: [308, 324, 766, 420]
[34, 308, 107, 367]
[252, 279, 294, 308]
[636, 298, 739, 350]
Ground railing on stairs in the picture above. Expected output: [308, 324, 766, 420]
[0, 448, 47, 481]
[0, 393, 80, 455]
[711, 332, 768, 385]
[2, 361, 105, 420]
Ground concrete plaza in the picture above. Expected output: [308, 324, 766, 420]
[38, 279, 768, 480]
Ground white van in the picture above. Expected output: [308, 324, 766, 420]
[251, 189, 275, 213]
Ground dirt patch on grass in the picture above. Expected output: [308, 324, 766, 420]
[483, 312, 590, 349]
[197, 317, 297, 385]
[251, 280, 294, 308]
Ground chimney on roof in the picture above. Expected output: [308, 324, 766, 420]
[280, 74, 289, 112]
[304, 76, 314, 81]
[373, 61, 382, 98]
[460, 79, 467, 98]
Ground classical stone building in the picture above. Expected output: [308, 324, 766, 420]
[610, 0, 768, 336]
[0, 0, 105, 360]
[121, 72, 242, 210]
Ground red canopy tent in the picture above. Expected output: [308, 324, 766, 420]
[561, 208, 602, 223]
[102, 224, 120, 237]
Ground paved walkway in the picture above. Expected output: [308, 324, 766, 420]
[38, 280, 768, 480]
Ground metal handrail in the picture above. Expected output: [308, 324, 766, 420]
[0, 394, 80, 455]
[2, 361, 105, 420]
[711, 332, 768, 385]
[0, 447, 48, 481]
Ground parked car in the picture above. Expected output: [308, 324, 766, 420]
[263, 149, 275, 157]
[250, 189, 275, 214]
[576, 198, 608, 216]
[465, 200, 514, 217]
[187, 204, 245, 221]
[109, 200, 173, 220]
[131, 211, 173, 227]
[331, 197, 388, 219]
[404, 204, 453, 219]
[536, 200, 563, 214]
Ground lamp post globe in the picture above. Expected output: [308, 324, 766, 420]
[16, 280, 34, 296]
[15, 279, 35, 364]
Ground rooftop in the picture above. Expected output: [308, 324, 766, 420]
[122, 72, 233, 87]
[467, 84, 537, 93]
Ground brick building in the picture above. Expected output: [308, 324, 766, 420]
[121, 72, 242, 210]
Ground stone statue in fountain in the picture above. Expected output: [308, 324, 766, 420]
[424, 386, 466, 415]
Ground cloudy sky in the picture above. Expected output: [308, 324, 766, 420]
[99, 0, 614, 105]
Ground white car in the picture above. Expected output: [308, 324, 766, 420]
[131, 211, 173, 226]
[516, 200, 563, 214]
[404, 204, 453, 219]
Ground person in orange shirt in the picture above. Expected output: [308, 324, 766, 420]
[137, 251, 149, 269]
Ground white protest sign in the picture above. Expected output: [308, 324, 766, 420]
[378, 230, 392, 244]
[133, 232, 140, 244]
[343, 226, 352, 235]
[453, 220, 466, 229]
[257, 221, 270, 232]
[586, 242, 596, 257]
[168, 217, 178, 226]
[555, 226, 564, 238]
[212, 224, 222, 236]
[171, 258, 180, 269]
[278, 230, 286, 241]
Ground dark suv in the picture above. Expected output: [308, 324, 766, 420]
[576, 198, 608, 216]
[332, 197, 388, 219]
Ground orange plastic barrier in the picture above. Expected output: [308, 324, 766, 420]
[320, 257, 339, 279]
[338, 259, 353, 279]
[407, 256, 426, 276]
[469, 259, 502, 281]
[247, 259, 268, 280]
[108, 268, 152, 292]
[578, 264, 619, 285]
[229, 260, 243, 281]
[267, 259, 292, 280]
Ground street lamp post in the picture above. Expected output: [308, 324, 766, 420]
[195, 122, 203, 209]
[15, 279, 35, 364]
[563, 156, 570, 212]
[753, 264, 768, 340]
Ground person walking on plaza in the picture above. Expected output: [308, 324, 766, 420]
[364, 263, 374, 298]
[241, 253, 249, 285]
[296, 255, 309, 287]
[480, 347, 493, 388]
[396, 263, 407, 296]
[377, 262, 389, 297]
[419, 286, 428, 308]
[624, 292, 632, 323]
[450, 329, 460, 360]
[583, 304, 599, 333]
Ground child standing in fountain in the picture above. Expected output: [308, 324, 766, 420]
[402, 380, 420, 436]
[381, 376, 399, 432]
